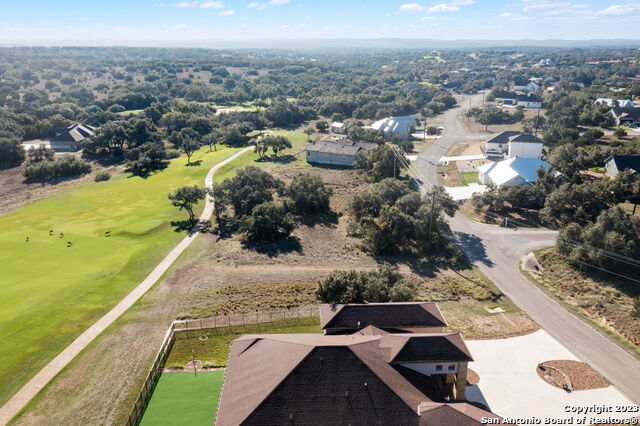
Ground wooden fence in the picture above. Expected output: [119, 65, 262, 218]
[125, 305, 319, 425]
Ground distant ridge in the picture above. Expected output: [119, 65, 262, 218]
[2, 38, 640, 49]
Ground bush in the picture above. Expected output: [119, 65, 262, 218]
[614, 127, 628, 138]
[23, 155, 91, 182]
[316, 264, 415, 304]
[165, 148, 181, 159]
[284, 172, 332, 215]
[240, 201, 295, 243]
[0, 139, 25, 168]
[94, 171, 111, 182]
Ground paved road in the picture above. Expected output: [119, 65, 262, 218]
[0, 147, 253, 425]
[413, 95, 640, 404]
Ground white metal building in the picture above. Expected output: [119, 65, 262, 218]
[371, 116, 418, 141]
[478, 157, 550, 187]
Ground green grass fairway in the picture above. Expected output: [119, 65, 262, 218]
[0, 146, 243, 405]
[460, 171, 480, 185]
[140, 371, 224, 426]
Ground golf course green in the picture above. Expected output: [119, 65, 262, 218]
[0, 146, 241, 406]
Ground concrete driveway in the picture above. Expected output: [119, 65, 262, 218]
[466, 330, 637, 423]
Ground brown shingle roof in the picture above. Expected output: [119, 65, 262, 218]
[319, 302, 448, 331]
[216, 333, 496, 426]
[380, 333, 474, 363]
[52, 123, 96, 143]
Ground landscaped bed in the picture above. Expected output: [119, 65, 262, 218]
[139, 370, 224, 426]
[536, 360, 610, 391]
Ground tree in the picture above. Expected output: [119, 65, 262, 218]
[211, 166, 284, 218]
[172, 128, 201, 164]
[315, 120, 329, 133]
[284, 172, 333, 214]
[614, 127, 628, 138]
[355, 144, 404, 182]
[261, 134, 292, 158]
[0, 139, 26, 168]
[203, 132, 219, 152]
[315, 264, 415, 304]
[557, 206, 640, 272]
[168, 185, 206, 220]
[27, 145, 55, 163]
[304, 127, 314, 142]
[240, 201, 295, 243]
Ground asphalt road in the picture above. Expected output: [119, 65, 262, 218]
[414, 95, 640, 404]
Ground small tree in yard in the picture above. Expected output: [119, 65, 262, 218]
[262, 135, 292, 158]
[614, 127, 628, 138]
[172, 128, 201, 164]
[284, 172, 333, 214]
[304, 127, 314, 141]
[168, 185, 206, 220]
[315, 121, 329, 133]
[240, 201, 295, 243]
[203, 132, 219, 152]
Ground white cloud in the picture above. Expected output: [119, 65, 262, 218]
[451, 0, 474, 5]
[202, 1, 223, 8]
[173, 1, 198, 7]
[399, 3, 426, 11]
[269, 0, 289, 4]
[499, 12, 517, 17]
[428, 3, 460, 13]
[597, 5, 627, 16]
[248, 2, 268, 9]
[420, 16, 437, 21]
[170, 23, 189, 30]
[218, 9, 235, 16]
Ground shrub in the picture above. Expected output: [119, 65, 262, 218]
[165, 148, 181, 159]
[0, 139, 25, 168]
[316, 264, 415, 304]
[94, 171, 111, 182]
[284, 172, 332, 215]
[23, 155, 91, 182]
[240, 201, 295, 243]
[614, 127, 628, 138]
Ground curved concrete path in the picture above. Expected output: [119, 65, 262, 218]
[0, 147, 253, 425]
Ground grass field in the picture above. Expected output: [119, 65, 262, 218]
[460, 171, 480, 185]
[166, 317, 322, 368]
[0, 146, 243, 406]
[140, 371, 224, 426]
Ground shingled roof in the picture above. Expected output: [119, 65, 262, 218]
[606, 155, 640, 173]
[380, 333, 474, 363]
[319, 302, 448, 331]
[305, 139, 377, 156]
[52, 123, 96, 143]
[485, 131, 543, 145]
[216, 333, 498, 426]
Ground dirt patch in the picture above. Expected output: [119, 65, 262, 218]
[536, 360, 610, 391]
[466, 369, 480, 386]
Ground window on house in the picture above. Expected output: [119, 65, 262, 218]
[435, 365, 443, 372]
[448, 364, 456, 371]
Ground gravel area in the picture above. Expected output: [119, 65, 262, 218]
[536, 360, 610, 391]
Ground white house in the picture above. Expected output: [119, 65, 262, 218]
[371, 116, 418, 141]
[330, 122, 346, 134]
[517, 93, 542, 109]
[514, 78, 541, 92]
[595, 98, 636, 108]
[478, 157, 550, 187]
[485, 132, 544, 159]
[305, 139, 377, 167]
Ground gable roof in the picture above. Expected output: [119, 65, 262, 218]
[320, 302, 448, 331]
[52, 123, 95, 143]
[611, 106, 640, 120]
[217, 333, 498, 426]
[305, 139, 377, 156]
[509, 133, 544, 144]
[379, 333, 474, 363]
[517, 93, 542, 103]
[605, 155, 640, 173]
[478, 157, 550, 186]
[486, 131, 520, 145]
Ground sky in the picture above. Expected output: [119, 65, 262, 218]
[1, 0, 640, 44]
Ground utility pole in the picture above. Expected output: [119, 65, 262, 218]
[534, 107, 541, 136]
[633, 184, 640, 216]
[427, 192, 437, 246]
[191, 349, 197, 377]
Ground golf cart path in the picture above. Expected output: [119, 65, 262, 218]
[0, 147, 253, 425]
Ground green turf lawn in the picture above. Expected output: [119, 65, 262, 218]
[460, 171, 480, 185]
[0, 146, 244, 406]
[140, 371, 224, 426]
[166, 317, 321, 368]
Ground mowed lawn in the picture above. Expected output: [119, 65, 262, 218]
[0, 146, 242, 405]
[140, 371, 224, 426]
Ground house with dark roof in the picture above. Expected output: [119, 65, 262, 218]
[50, 123, 96, 152]
[516, 93, 542, 109]
[485, 131, 544, 159]
[320, 302, 447, 335]
[610, 106, 640, 127]
[216, 302, 501, 426]
[604, 155, 640, 177]
[305, 138, 377, 167]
